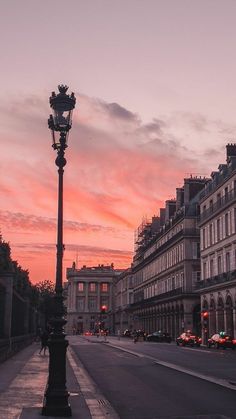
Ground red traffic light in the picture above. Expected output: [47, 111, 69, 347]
[202, 311, 208, 318]
[101, 305, 107, 313]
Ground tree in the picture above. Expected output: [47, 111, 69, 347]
[34, 280, 55, 329]
[0, 236, 13, 273]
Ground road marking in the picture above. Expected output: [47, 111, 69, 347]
[180, 346, 212, 354]
[103, 343, 144, 358]
[106, 342, 236, 392]
[67, 346, 120, 419]
[153, 359, 236, 391]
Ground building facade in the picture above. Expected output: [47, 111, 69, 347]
[66, 263, 123, 334]
[114, 268, 134, 334]
[197, 144, 236, 341]
[128, 177, 209, 338]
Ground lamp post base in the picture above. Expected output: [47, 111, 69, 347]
[42, 334, 71, 417]
[42, 395, 72, 417]
[42, 394, 72, 417]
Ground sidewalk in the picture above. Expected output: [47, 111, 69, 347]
[0, 341, 92, 419]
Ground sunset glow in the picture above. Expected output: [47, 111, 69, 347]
[1, 1, 236, 282]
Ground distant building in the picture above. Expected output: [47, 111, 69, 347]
[114, 268, 134, 334]
[66, 263, 123, 334]
[197, 144, 236, 341]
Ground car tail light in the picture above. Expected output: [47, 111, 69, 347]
[199, 338, 202, 342]
[232, 340, 236, 344]
[219, 338, 225, 343]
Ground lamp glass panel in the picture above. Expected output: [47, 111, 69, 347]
[53, 109, 71, 130]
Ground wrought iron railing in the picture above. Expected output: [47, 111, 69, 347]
[0, 334, 34, 363]
[195, 269, 236, 290]
[200, 188, 236, 222]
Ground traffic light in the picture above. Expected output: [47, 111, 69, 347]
[202, 311, 209, 327]
[101, 305, 107, 314]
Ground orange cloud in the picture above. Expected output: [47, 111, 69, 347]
[0, 92, 229, 283]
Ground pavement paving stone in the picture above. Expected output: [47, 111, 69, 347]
[0, 342, 92, 419]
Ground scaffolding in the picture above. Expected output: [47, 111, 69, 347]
[134, 216, 160, 254]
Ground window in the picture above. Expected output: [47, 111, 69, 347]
[89, 282, 96, 292]
[209, 224, 213, 245]
[210, 259, 214, 278]
[88, 298, 96, 310]
[226, 252, 230, 272]
[225, 187, 229, 201]
[209, 200, 213, 213]
[203, 228, 206, 248]
[225, 213, 229, 236]
[192, 271, 201, 283]
[217, 256, 222, 275]
[192, 242, 198, 259]
[101, 283, 108, 292]
[77, 298, 84, 310]
[216, 219, 220, 241]
[203, 262, 207, 280]
[78, 282, 84, 292]
[197, 243, 200, 258]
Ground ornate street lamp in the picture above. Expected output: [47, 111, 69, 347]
[42, 85, 76, 417]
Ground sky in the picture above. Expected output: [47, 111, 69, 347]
[1, 0, 236, 283]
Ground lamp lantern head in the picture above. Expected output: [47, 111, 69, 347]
[48, 84, 76, 149]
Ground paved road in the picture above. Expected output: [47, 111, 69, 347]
[69, 335, 236, 419]
[103, 336, 236, 384]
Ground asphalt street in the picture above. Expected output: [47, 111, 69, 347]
[69, 335, 236, 419]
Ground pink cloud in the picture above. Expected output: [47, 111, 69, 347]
[0, 92, 230, 283]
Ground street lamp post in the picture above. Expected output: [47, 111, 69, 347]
[42, 85, 76, 417]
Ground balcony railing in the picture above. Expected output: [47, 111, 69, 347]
[195, 269, 236, 290]
[132, 287, 185, 307]
[200, 188, 236, 223]
[133, 228, 199, 267]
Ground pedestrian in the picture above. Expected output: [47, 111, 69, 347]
[133, 330, 138, 343]
[39, 330, 49, 355]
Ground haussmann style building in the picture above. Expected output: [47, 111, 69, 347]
[197, 144, 236, 341]
[128, 176, 209, 339]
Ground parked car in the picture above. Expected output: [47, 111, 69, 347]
[123, 329, 132, 337]
[207, 332, 236, 349]
[84, 331, 93, 336]
[176, 331, 202, 347]
[146, 331, 171, 343]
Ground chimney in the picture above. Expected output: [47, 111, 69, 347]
[160, 208, 166, 226]
[176, 187, 184, 210]
[226, 143, 236, 161]
[165, 200, 176, 222]
[184, 177, 206, 204]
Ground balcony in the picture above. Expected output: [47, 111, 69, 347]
[200, 188, 236, 224]
[133, 228, 199, 267]
[132, 287, 185, 307]
[195, 269, 236, 290]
